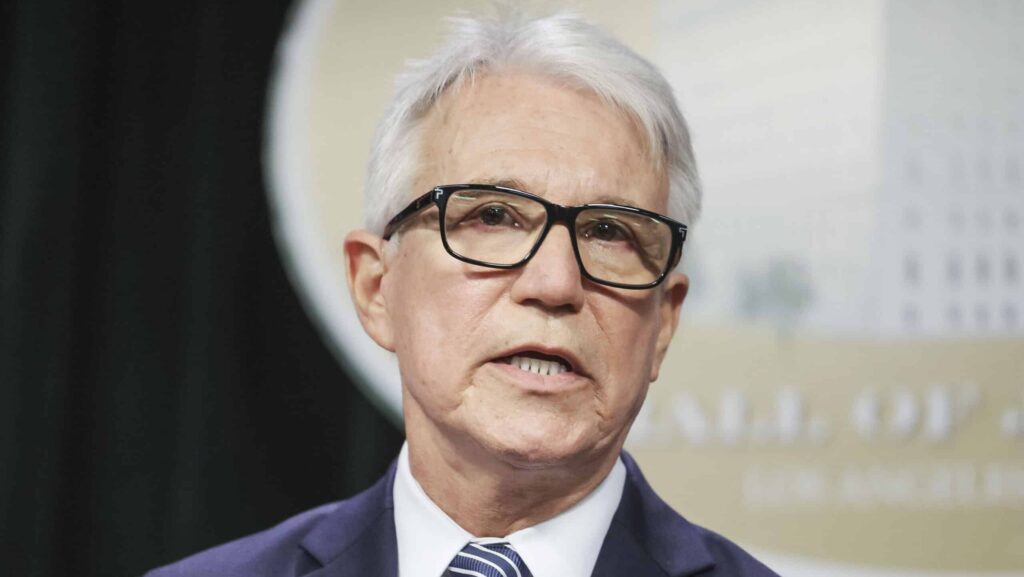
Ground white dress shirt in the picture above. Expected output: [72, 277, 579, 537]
[393, 442, 626, 577]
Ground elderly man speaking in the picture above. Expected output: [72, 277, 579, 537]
[149, 8, 778, 577]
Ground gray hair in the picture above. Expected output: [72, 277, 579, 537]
[363, 7, 701, 237]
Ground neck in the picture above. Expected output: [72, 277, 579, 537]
[405, 410, 620, 537]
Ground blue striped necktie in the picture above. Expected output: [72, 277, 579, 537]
[444, 541, 534, 577]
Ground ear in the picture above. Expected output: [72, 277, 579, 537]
[344, 229, 396, 351]
[649, 272, 689, 382]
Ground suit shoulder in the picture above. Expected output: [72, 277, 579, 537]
[143, 502, 340, 577]
[692, 524, 781, 577]
[617, 452, 780, 576]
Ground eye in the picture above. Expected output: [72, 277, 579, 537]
[479, 207, 512, 226]
[583, 219, 632, 243]
[473, 204, 519, 227]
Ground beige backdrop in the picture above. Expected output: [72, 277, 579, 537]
[266, 1, 1024, 575]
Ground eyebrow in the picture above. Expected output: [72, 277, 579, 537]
[474, 177, 530, 191]
[467, 178, 644, 210]
[589, 195, 643, 209]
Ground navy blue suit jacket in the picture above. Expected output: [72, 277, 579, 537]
[147, 453, 778, 576]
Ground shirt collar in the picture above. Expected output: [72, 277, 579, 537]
[393, 442, 626, 577]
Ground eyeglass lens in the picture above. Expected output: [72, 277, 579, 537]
[442, 188, 672, 286]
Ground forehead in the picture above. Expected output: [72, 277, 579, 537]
[415, 72, 668, 210]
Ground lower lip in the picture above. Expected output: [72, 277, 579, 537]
[487, 360, 586, 393]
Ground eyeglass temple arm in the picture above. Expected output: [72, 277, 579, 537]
[382, 189, 443, 239]
[670, 226, 688, 270]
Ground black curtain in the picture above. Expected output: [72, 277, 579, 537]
[0, 2, 404, 576]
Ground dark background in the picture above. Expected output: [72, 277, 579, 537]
[0, 1, 405, 576]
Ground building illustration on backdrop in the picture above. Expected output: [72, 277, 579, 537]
[658, 0, 1023, 338]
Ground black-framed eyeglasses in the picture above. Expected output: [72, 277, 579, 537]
[382, 184, 688, 289]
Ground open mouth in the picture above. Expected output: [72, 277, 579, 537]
[498, 352, 574, 376]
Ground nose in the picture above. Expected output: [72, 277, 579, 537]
[509, 224, 585, 312]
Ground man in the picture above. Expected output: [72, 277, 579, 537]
[149, 8, 778, 577]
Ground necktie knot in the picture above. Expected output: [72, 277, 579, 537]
[444, 541, 534, 577]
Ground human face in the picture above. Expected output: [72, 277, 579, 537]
[378, 72, 687, 470]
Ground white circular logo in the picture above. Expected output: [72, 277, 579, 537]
[265, 0, 402, 423]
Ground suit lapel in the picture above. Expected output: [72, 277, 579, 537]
[591, 519, 674, 577]
[292, 453, 714, 577]
[592, 452, 715, 577]
[299, 462, 399, 577]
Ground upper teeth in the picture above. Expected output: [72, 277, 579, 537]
[509, 355, 568, 376]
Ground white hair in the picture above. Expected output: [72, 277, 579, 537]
[363, 6, 701, 236]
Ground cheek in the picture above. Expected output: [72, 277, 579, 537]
[383, 250, 500, 397]
[590, 296, 662, 404]
[596, 295, 661, 359]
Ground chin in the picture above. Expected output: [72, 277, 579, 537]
[479, 419, 600, 470]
